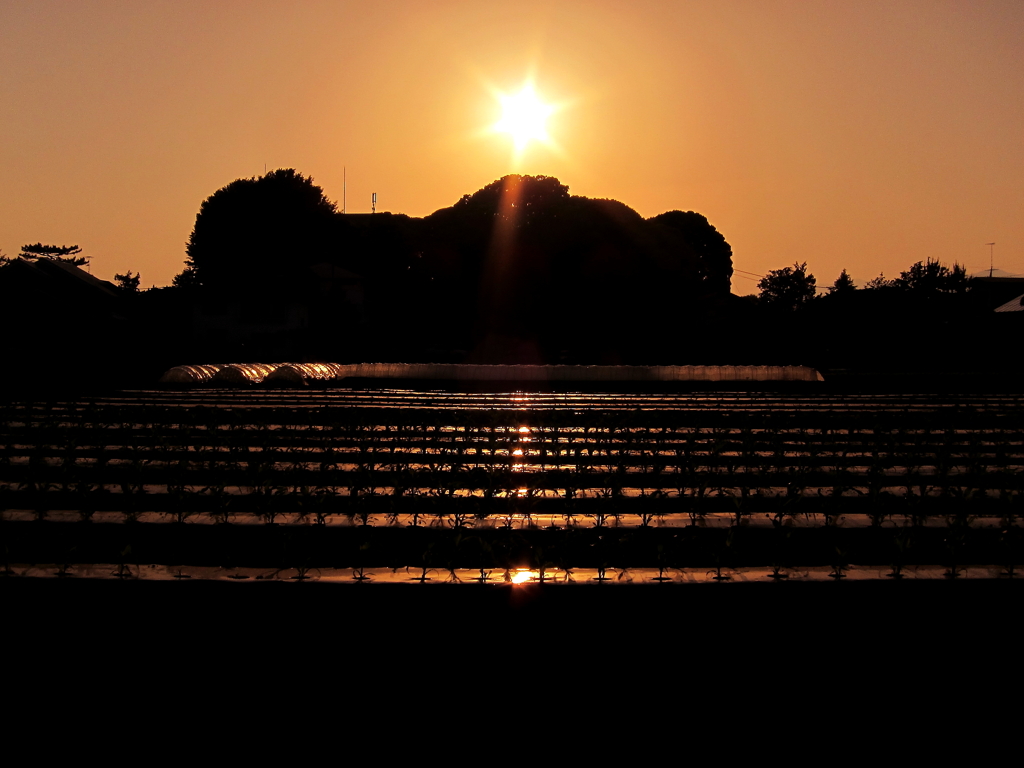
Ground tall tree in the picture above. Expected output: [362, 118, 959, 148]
[648, 211, 733, 295]
[184, 169, 338, 294]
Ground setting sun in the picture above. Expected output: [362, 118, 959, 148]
[494, 84, 554, 151]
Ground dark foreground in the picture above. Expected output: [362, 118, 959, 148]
[6, 576, 1022, 716]
[8, 577, 1022, 640]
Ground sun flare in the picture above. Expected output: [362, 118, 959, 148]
[494, 84, 554, 151]
[511, 569, 535, 584]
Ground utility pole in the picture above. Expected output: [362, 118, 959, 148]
[343, 167, 346, 214]
[986, 243, 995, 277]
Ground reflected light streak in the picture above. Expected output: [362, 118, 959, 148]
[511, 569, 536, 584]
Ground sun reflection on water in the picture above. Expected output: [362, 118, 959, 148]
[510, 569, 536, 584]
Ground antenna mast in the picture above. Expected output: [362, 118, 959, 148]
[986, 243, 995, 278]
[343, 167, 346, 214]
[372, 192, 377, 214]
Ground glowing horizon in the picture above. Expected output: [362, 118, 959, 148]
[1, 1, 1022, 288]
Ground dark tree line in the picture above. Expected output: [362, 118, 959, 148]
[177, 170, 736, 363]
[758, 258, 973, 309]
[171, 168, 1010, 372]
[748, 256, 1021, 376]
[5, 169, 1020, 388]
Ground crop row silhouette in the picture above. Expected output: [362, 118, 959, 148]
[2, 393, 1022, 580]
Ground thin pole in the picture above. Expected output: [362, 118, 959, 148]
[343, 167, 346, 214]
[987, 243, 995, 277]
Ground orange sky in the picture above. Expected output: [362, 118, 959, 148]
[2, 0, 1022, 290]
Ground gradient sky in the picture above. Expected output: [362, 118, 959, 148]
[2, 0, 1022, 290]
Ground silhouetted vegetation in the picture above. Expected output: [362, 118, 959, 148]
[4, 168, 1024, 389]
[648, 210, 733, 295]
[411, 175, 725, 362]
[865, 259, 970, 294]
[181, 169, 339, 297]
[828, 269, 855, 296]
[0, 246, 126, 389]
[757, 262, 817, 310]
[3, 391, 1021, 583]
[6, 177, 1024, 638]
[163, 170, 742, 365]
[20, 243, 88, 267]
[114, 270, 141, 293]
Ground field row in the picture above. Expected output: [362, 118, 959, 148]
[9, 399, 1024, 429]
[4, 485, 1022, 527]
[6, 563, 1015, 583]
[7, 426, 1024, 447]
[76, 388, 1024, 411]
[6, 447, 1024, 467]
[3, 508, 1013, 528]
[5, 465, 1024, 494]
[5, 389, 1023, 578]
[3, 519, 1018, 580]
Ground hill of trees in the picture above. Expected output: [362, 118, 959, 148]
[177, 170, 737, 363]
[6, 168, 1022, 388]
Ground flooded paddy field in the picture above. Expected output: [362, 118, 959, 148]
[6, 386, 1024, 665]
[3, 387, 1024, 588]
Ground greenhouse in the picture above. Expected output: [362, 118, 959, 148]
[161, 362, 824, 387]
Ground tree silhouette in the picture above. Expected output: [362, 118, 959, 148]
[171, 265, 200, 290]
[176, 170, 737, 362]
[114, 270, 141, 293]
[416, 174, 706, 360]
[828, 269, 856, 295]
[448, 174, 571, 229]
[20, 243, 87, 266]
[758, 262, 816, 310]
[892, 259, 970, 294]
[864, 273, 893, 290]
[648, 211, 733, 294]
[184, 169, 338, 294]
